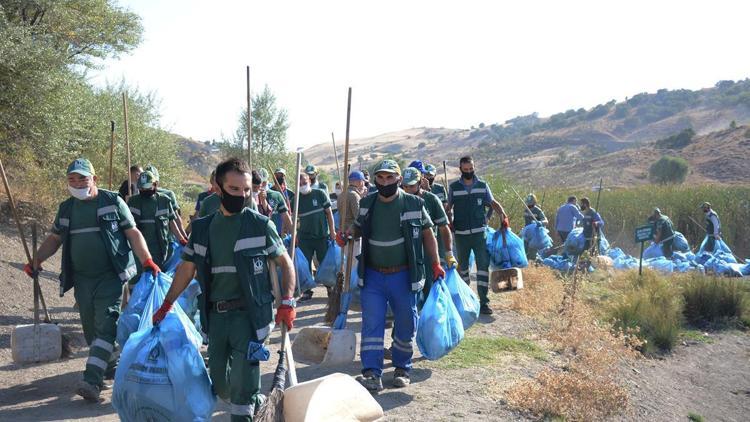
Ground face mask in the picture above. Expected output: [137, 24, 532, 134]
[219, 185, 247, 213]
[300, 185, 312, 195]
[376, 181, 399, 198]
[426, 177, 435, 186]
[253, 191, 260, 201]
[68, 185, 92, 200]
[276, 176, 285, 185]
[461, 171, 474, 180]
[140, 189, 156, 198]
[335, 188, 342, 195]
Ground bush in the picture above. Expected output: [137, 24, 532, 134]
[608, 271, 683, 353]
[649, 155, 689, 184]
[656, 128, 695, 149]
[681, 275, 747, 326]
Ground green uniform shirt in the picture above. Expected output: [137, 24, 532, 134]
[430, 182, 448, 204]
[366, 191, 433, 268]
[127, 194, 175, 262]
[198, 193, 221, 217]
[421, 190, 448, 233]
[294, 189, 331, 240]
[654, 215, 675, 240]
[59, 196, 135, 280]
[195, 190, 211, 212]
[523, 205, 546, 226]
[157, 187, 180, 212]
[311, 181, 328, 194]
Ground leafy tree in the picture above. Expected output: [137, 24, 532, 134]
[656, 128, 695, 149]
[649, 156, 689, 184]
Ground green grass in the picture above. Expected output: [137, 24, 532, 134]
[679, 330, 714, 344]
[687, 412, 705, 422]
[435, 335, 547, 369]
[681, 274, 747, 326]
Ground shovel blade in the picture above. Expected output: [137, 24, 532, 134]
[291, 327, 356, 366]
[283, 373, 383, 422]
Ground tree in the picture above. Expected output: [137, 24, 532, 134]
[649, 156, 689, 184]
[655, 128, 695, 149]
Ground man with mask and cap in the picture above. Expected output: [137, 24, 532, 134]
[304, 164, 328, 195]
[127, 170, 188, 288]
[192, 170, 216, 220]
[648, 208, 675, 258]
[700, 202, 721, 252]
[118, 165, 143, 201]
[424, 163, 447, 205]
[143, 164, 189, 242]
[579, 197, 604, 253]
[271, 167, 294, 207]
[253, 170, 291, 236]
[446, 156, 508, 316]
[523, 193, 548, 261]
[24, 158, 159, 402]
[337, 160, 442, 391]
[152, 157, 297, 421]
[293, 172, 336, 302]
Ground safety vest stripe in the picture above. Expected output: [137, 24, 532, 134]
[477, 280, 489, 287]
[155, 209, 169, 217]
[92, 338, 114, 353]
[86, 356, 108, 370]
[234, 236, 266, 252]
[119, 265, 137, 282]
[129, 207, 141, 216]
[361, 337, 384, 344]
[97, 205, 118, 216]
[359, 207, 369, 216]
[193, 244, 207, 256]
[400, 211, 422, 221]
[211, 266, 237, 274]
[298, 208, 324, 218]
[183, 246, 194, 256]
[230, 403, 254, 416]
[433, 217, 447, 224]
[58, 218, 70, 227]
[368, 238, 405, 247]
[70, 227, 101, 234]
[265, 242, 282, 256]
[476, 270, 489, 277]
[454, 227, 485, 235]
[411, 279, 425, 291]
[139, 219, 156, 223]
[452, 191, 468, 197]
[471, 188, 487, 194]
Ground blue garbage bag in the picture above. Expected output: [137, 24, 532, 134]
[293, 247, 316, 292]
[672, 232, 689, 252]
[443, 267, 480, 330]
[563, 228, 586, 256]
[315, 240, 341, 287]
[521, 223, 554, 251]
[487, 227, 528, 269]
[417, 278, 464, 360]
[113, 273, 214, 421]
[642, 242, 664, 260]
[598, 232, 610, 253]
[542, 255, 574, 272]
[645, 257, 674, 273]
[163, 241, 182, 275]
[698, 236, 733, 255]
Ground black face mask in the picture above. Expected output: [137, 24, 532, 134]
[461, 171, 474, 180]
[426, 177, 435, 186]
[376, 181, 399, 198]
[276, 176, 285, 185]
[219, 185, 247, 213]
[140, 189, 156, 198]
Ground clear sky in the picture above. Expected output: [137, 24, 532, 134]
[90, 0, 750, 151]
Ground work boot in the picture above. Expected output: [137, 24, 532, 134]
[357, 370, 383, 393]
[392, 368, 410, 388]
[298, 289, 314, 303]
[480, 304, 494, 315]
[100, 381, 113, 391]
[76, 380, 101, 403]
[383, 347, 393, 361]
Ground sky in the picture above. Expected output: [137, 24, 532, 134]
[90, 0, 750, 151]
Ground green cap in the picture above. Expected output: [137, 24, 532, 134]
[373, 159, 401, 175]
[402, 167, 421, 186]
[274, 168, 286, 176]
[259, 168, 269, 182]
[424, 164, 437, 176]
[137, 171, 157, 189]
[526, 193, 537, 205]
[304, 164, 318, 175]
[144, 165, 160, 181]
[699, 202, 711, 209]
[653, 207, 661, 214]
[67, 158, 95, 177]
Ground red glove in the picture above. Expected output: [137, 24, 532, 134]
[152, 299, 173, 325]
[501, 217, 510, 230]
[24, 262, 41, 278]
[276, 301, 296, 330]
[179, 237, 188, 246]
[143, 258, 161, 276]
[432, 261, 446, 281]
[335, 231, 347, 247]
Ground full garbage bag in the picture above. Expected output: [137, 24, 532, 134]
[113, 272, 215, 421]
[644, 257, 674, 273]
[163, 241, 182, 275]
[443, 267, 480, 330]
[417, 277, 464, 360]
[642, 242, 664, 259]
[672, 232, 689, 252]
[698, 236, 734, 255]
[282, 247, 315, 292]
[563, 227, 586, 256]
[315, 240, 341, 287]
[520, 222, 553, 251]
[542, 255, 575, 272]
[487, 227, 528, 269]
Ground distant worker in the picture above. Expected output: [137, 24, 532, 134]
[305, 164, 328, 194]
[362, 169, 378, 194]
[253, 170, 292, 236]
[118, 165, 143, 201]
[555, 196, 584, 243]
[271, 167, 294, 206]
[523, 194, 548, 260]
[143, 165, 189, 241]
[700, 202, 722, 251]
[192, 170, 216, 221]
[579, 197, 604, 252]
[424, 164, 447, 205]
[648, 208, 675, 258]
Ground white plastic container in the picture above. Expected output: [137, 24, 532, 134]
[11, 323, 62, 364]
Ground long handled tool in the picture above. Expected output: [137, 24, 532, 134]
[108, 120, 115, 190]
[687, 215, 745, 263]
[331, 132, 342, 184]
[122, 92, 132, 197]
[246, 65, 256, 210]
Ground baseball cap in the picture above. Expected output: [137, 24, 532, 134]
[259, 168, 269, 182]
[274, 168, 286, 175]
[349, 170, 365, 181]
[424, 164, 437, 176]
[408, 160, 426, 174]
[402, 167, 421, 186]
[373, 159, 401, 175]
[137, 171, 157, 189]
[67, 158, 95, 177]
[144, 165, 160, 181]
[304, 164, 318, 175]
[653, 207, 661, 214]
[526, 193, 537, 205]
[699, 202, 711, 209]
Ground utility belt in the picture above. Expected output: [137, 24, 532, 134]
[370, 264, 408, 275]
[209, 298, 245, 313]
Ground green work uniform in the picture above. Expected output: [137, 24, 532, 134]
[523, 205, 546, 261]
[311, 180, 328, 195]
[263, 189, 289, 236]
[430, 182, 447, 204]
[449, 177, 493, 306]
[199, 193, 222, 218]
[183, 209, 284, 421]
[430, 182, 449, 266]
[127, 192, 176, 284]
[419, 189, 448, 306]
[293, 188, 332, 275]
[195, 190, 211, 213]
[653, 215, 675, 258]
[52, 190, 136, 388]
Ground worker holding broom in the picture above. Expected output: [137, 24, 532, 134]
[152, 157, 296, 421]
[446, 156, 508, 315]
[142, 164, 188, 241]
[253, 169, 292, 236]
[338, 159, 443, 392]
[23, 158, 159, 402]
[523, 193, 548, 261]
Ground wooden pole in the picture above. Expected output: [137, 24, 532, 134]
[32, 223, 40, 325]
[246, 66, 256, 210]
[122, 92, 132, 197]
[108, 121, 115, 190]
[290, 152, 303, 264]
[331, 132, 342, 183]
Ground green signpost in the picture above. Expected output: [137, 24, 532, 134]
[635, 224, 654, 275]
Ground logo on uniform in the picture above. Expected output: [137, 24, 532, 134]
[111, 221, 118, 231]
[253, 257, 264, 275]
[477, 198, 482, 206]
[312, 199, 318, 206]
[412, 227, 419, 239]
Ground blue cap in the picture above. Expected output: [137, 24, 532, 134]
[348, 170, 365, 181]
[408, 160, 426, 174]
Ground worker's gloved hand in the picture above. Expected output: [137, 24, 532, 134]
[143, 258, 161, 276]
[23, 262, 41, 278]
[335, 231, 347, 247]
[276, 301, 296, 330]
[500, 217, 510, 230]
[432, 261, 446, 281]
[152, 299, 173, 325]
[444, 253, 458, 269]
[179, 237, 188, 246]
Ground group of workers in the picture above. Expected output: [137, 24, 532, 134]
[20, 154, 722, 420]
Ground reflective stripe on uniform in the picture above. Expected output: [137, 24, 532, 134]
[97, 205, 118, 216]
[70, 227, 101, 234]
[211, 266, 237, 274]
[183, 246, 194, 256]
[58, 218, 70, 227]
[86, 356, 108, 370]
[400, 211, 422, 221]
[359, 207, 369, 216]
[119, 264, 137, 282]
[392, 337, 413, 353]
[454, 227, 485, 235]
[234, 236, 266, 252]
[256, 322, 274, 341]
[452, 191, 468, 197]
[477, 280, 489, 287]
[129, 207, 141, 216]
[298, 208, 324, 217]
[265, 242, 282, 256]
[155, 209, 169, 217]
[119, 220, 130, 227]
[193, 243, 207, 256]
[362, 337, 384, 344]
[92, 338, 114, 353]
[471, 188, 487, 194]
[411, 279, 425, 291]
[139, 219, 156, 223]
[360, 345, 384, 352]
[368, 238, 404, 247]
[230, 403, 254, 416]
[433, 216, 447, 224]
[476, 270, 489, 277]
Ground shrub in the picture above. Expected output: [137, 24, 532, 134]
[680, 275, 747, 326]
[649, 155, 689, 184]
[656, 128, 695, 149]
[608, 271, 683, 353]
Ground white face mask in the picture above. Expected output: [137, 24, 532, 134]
[68, 185, 92, 200]
[334, 188, 342, 195]
[253, 191, 260, 201]
[300, 185, 312, 195]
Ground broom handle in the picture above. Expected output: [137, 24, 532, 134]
[122, 92, 132, 198]
[32, 223, 40, 326]
[290, 152, 302, 263]
[269, 261, 298, 386]
[331, 132, 342, 184]
[511, 186, 538, 223]
[337, 89, 353, 275]
[108, 121, 115, 190]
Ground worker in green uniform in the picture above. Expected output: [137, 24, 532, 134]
[400, 167, 456, 307]
[152, 158, 296, 421]
[305, 164, 328, 194]
[649, 208, 675, 258]
[127, 171, 188, 287]
[192, 170, 216, 220]
[24, 158, 159, 402]
[271, 167, 294, 206]
[253, 170, 292, 236]
[446, 156, 507, 315]
[424, 163, 449, 264]
[293, 172, 337, 301]
[579, 197, 604, 253]
[523, 193, 548, 261]
[143, 164, 189, 242]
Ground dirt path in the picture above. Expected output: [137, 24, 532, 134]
[0, 224, 748, 421]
